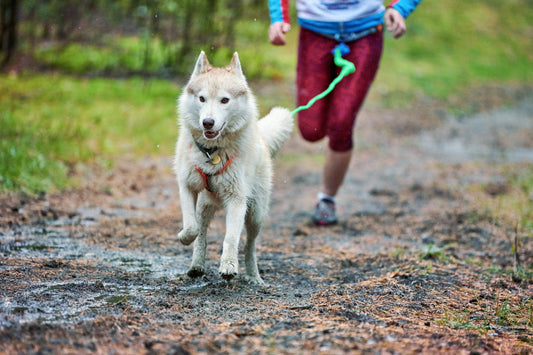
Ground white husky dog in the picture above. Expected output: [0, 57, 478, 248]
[174, 51, 293, 284]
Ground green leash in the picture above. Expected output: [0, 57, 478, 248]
[290, 43, 356, 116]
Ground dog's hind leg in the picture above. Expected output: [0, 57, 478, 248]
[243, 201, 265, 285]
[187, 196, 216, 278]
[243, 218, 265, 285]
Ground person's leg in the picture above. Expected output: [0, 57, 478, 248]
[296, 27, 337, 142]
[322, 31, 383, 193]
[314, 31, 384, 225]
[321, 149, 352, 197]
[312, 149, 352, 225]
[327, 30, 383, 152]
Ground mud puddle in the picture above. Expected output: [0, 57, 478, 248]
[0, 222, 191, 329]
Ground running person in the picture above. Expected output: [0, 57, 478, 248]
[268, 0, 422, 225]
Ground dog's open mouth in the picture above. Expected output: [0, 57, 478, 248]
[203, 123, 226, 140]
[204, 130, 220, 139]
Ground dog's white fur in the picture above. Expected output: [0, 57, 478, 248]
[174, 51, 293, 284]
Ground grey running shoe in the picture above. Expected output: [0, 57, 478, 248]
[312, 198, 338, 226]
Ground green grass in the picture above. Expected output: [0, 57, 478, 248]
[468, 165, 533, 235]
[437, 292, 533, 335]
[373, 0, 533, 104]
[0, 74, 178, 193]
[512, 167, 533, 231]
[419, 244, 449, 262]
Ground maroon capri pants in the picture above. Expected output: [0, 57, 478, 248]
[296, 27, 383, 152]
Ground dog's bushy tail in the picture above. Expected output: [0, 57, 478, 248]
[258, 107, 293, 157]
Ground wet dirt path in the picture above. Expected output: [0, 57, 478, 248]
[1, 92, 533, 354]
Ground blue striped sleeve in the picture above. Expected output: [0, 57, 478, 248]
[269, 0, 290, 24]
[389, 0, 422, 18]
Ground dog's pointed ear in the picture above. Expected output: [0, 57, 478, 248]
[229, 52, 245, 79]
[192, 51, 211, 77]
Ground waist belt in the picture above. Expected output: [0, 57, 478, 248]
[320, 24, 383, 42]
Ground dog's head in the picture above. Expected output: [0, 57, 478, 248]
[178, 51, 257, 141]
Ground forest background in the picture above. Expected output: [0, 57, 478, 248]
[0, 0, 532, 227]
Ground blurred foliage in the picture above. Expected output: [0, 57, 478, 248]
[2, 0, 533, 194]
[16, 0, 268, 76]
[6, 0, 530, 91]
[373, 0, 533, 103]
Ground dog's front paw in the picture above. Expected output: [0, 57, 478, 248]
[243, 274, 265, 286]
[219, 260, 238, 281]
[178, 226, 199, 245]
[187, 265, 205, 278]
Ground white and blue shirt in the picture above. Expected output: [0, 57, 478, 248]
[269, 0, 422, 38]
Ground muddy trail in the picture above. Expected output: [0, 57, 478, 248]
[1, 88, 533, 354]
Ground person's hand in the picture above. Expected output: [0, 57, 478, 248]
[384, 8, 406, 38]
[269, 22, 291, 46]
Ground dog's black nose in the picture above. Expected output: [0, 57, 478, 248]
[202, 118, 215, 130]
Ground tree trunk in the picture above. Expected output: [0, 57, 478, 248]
[0, 0, 18, 68]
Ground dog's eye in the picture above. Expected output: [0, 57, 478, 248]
[199, 96, 205, 103]
[220, 97, 230, 104]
